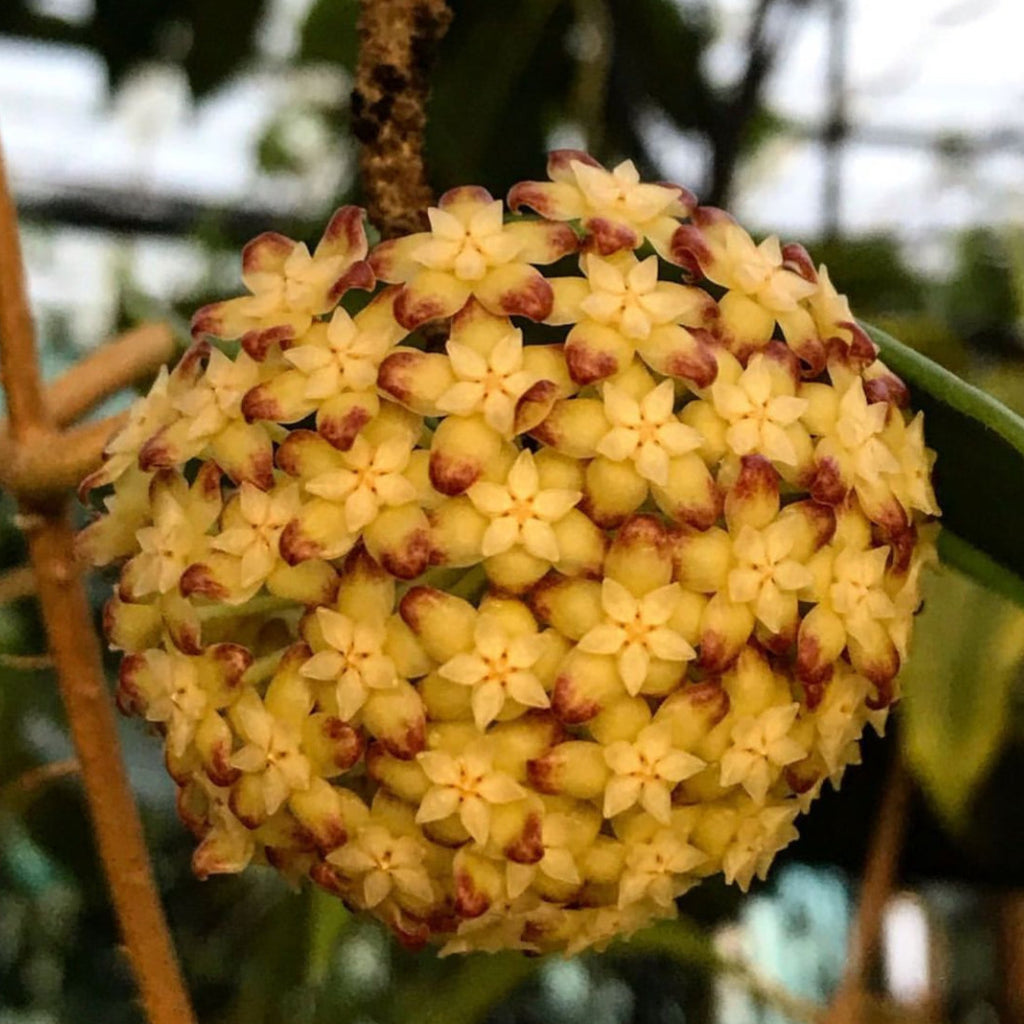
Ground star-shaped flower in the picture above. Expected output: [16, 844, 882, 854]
[829, 545, 896, 649]
[466, 449, 581, 562]
[710, 353, 809, 465]
[721, 802, 800, 891]
[596, 379, 703, 486]
[416, 745, 526, 846]
[327, 824, 434, 909]
[439, 614, 550, 729]
[719, 703, 808, 803]
[727, 520, 814, 634]
[509, 151, 694, 257]
[301, 607, 398, 721]
[436, 327, 537, 437]
[602, 723, 705, 822]
[577, 578, 695, 695]
[618, 828, 706, 908]
[304, 434, 417, 533]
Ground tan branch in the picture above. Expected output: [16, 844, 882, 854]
[825, 753, 912, 1024]
[0, 412, 127, 499]
[0, 758, 78, 811]
[45, 321, 175, 428]
[0, 651, 53, 670]
[354, 0, 452, 237]
[0, 133, 197, 1024]
[0, 564, 37, 604]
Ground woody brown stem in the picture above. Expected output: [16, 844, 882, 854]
[353, 0, 452, 237]
[825, 752, 912, 1024]
[0, 134, 197, 1024]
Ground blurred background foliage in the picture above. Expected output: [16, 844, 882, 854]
[1, 1, 1024, 1022]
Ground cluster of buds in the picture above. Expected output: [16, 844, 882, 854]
[78, 152, 939, 956]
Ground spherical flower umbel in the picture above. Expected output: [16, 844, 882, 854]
[79, 156, 940, 957]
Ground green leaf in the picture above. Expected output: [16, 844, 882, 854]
[865, 323, 1024, 592]
[900, 564, 1024, 827]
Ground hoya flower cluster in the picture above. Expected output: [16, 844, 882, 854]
[79, 152, 939, 956]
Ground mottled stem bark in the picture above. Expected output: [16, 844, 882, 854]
[0, 133, 197, 1024]
[353, 0, 452, 237]
[825, 753, 912, 1024]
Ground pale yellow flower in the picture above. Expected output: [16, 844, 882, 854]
[719, 704, 808, 803]
[578, 578, 695, 695]
[327, 824, 434, 908]
[603, 723, 705, 822]
[596, 379, 702, 486]
[467, 449, 581, 562]
[618, 828, 706, 908]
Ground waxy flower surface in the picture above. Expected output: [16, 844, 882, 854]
[81, 154, 939, 956]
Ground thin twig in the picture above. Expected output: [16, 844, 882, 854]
[0, 758, 79, 812]
[44, 321, 175, 428]
[0, 564, 37, 604]
[0, 412, 127, 499]
[0, 651, 53, 670]
[824, 752, 912, 1024]
[0, 132, 197, 1024]
[353, 0, 452, 237]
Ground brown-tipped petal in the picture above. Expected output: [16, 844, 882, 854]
[267, 559, 339, 606]
[276, 428, 345, 480]
[504, 220, 579, 264]
[279, 500, 355, 563]
[302, 714, 365, 777]
[527, 741, 608, 799]
[178, 559, 233, 602]
[367, 233, 428, 282]
[489, 712, 565, 777]
[809, 441, 853, 507]
[362, 681, 426, 760]
[191, 824, 254, 880]
[394, 271, 471, 329]
[316, 205, 370, 262]
[288, 779, 350, 853]
[490, 803, 544, 864]
[317, 391, 379, 451]
[104, 596, 162, 653]
[530, 397, 609, 458]
[699, 594, 755, 672]
[564, 321, 634, 384]
[724, 455, 780, 533]
[419, 670, 474, 721]
[529, 575, 603, 639]
[377, 349, 456, 415]
[654, 681, 731, 751]
[550, 510, 605, 578]
[605, 515, 674, 595]
[365, 742, 430, 803]
[454, 850, 503, 919]
[718, 291, 776, 355]
[508, 178, 586, 218]
[240, 322, 303, 362]
[513, 379, 559, 436]
[651, 452, 720, 529]
[638, 324, 719, 389]
[242, 371, 315, 425]
[667, 223, 713, 275]
[241, 230, 294, 280]
[589, 697, 652, 745]
[427, 496, 488, 567]
[208, 421, 274, 490]
[551, 651, 621, 723]
[363, 504, 432, 580]
[194, 713, 240, 786]
[848, 623, 900, 696]
[429, 414, 502, 495]
[672, 526, 731, 593]
[483, 548, 549, 594]
[474, 263, 554, 321]
[521, 343, 576, 397]
[333, 546, 396, 621]
[796, 605, 846, 686]
[546, 277, 591, 325]
[778, 500, 835, 562]
[399, 586, 477, 662]
[581, 457, 648, 528]
[583, 216, 640, 255]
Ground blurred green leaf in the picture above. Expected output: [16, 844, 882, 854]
[867, 323, 1024, 594]
[901, 565, 1024, 827]
[299, 0, 360, 69]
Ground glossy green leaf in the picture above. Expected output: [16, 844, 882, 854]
[866, 323, 1024, 593]
[900, 564, 1024, 827]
